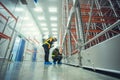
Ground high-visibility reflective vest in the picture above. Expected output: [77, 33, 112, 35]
[44, 41, 50, 48]
[43, 37, 54, 48]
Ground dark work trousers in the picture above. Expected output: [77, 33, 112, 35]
[42, 44, 50, 62]
[52, 55, 62, 63]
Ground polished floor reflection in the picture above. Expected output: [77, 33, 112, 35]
[0, 62, 119, 80]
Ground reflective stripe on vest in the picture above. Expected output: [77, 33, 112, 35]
[44, 42, 50, 48]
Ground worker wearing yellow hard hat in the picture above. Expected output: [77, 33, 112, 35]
[42, 37, 57, 65]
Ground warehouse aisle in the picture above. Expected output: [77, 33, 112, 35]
[0, 62, 119, 80]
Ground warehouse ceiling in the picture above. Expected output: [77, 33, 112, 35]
[17, 0, 62, 45]
[29, 0, 62, 38]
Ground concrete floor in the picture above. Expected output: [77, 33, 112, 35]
[0, 62, 119, 80]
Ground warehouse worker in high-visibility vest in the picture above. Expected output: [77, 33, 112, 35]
[52, 48, 62, 64]
[42, 37, 57, 65]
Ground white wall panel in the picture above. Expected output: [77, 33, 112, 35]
[82, 35, 120, 74]
[65, 53, 80, 66]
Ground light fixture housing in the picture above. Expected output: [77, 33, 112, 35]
[48, 7, 57, 13]
[50, 16, 57, 21]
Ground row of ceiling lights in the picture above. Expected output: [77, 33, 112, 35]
[33, 6, 58, 38]
[15, 5, 58, 39]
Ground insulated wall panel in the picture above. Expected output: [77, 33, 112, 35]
[66, 53, 80, 66]
[82, 34, 120, 74]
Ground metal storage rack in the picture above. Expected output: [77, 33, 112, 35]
[0, 2, 18, 61]
[60, 0, 120, 68]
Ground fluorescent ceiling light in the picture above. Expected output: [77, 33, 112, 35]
[22, 28, 33, 30]
[52, 32, 58, 34]
[50, 17, 57, 21]
[38, 16, 45, 20]
[34, 7, 43, 12]
[16, 8, 24, 12]
[52, 28, 57, 31]
[48, 7, 57, 12]
[23, 23, 34, 26]
[51, 23, 57, 27]
[42, 27, 48, 30]
[40, 23, 47, 26]
[22, 17, 29, 20]
[43, 31, 49, 34]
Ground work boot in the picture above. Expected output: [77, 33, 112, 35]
[44, 62, 52, 65]
[53, 61, 56, 65]
[58, 62, 62, 64]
